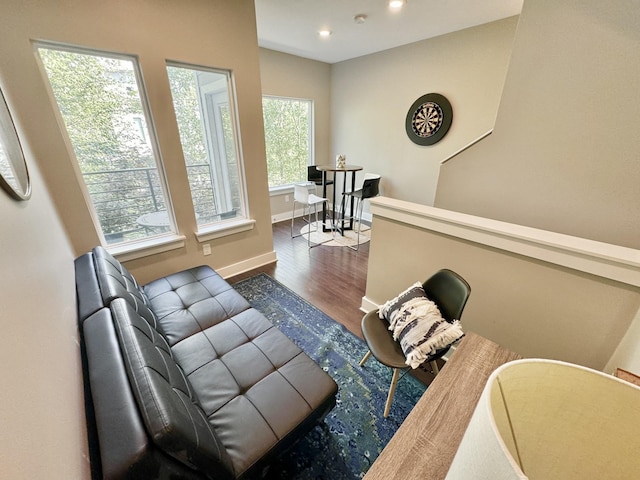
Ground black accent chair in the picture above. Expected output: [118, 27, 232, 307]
[359, 269, 471, 417]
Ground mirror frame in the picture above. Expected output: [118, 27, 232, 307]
[0, 87, 31, 201]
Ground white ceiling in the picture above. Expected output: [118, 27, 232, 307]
[255, 0, 523, 64]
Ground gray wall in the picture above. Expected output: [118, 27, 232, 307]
[259, 48, 332, 220]
[330, 17, 519, 206]
[363, 0, 640, 372]
[1, 0, 273, 286]
[261, 18, 519, 222]
[0, 89, 83, 477]
[0, 1, 267, 477]
[436, 0, 640, 250]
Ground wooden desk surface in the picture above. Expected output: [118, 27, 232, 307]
[363, 332, 521, 480]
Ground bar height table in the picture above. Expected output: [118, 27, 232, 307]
[316, 164, 363, 233]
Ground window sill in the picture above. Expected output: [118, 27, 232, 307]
[269, 185, 294, 196]
[195, 218, 256, 242]
[108, 234, 186, 262]
[269, 182, 318, 197]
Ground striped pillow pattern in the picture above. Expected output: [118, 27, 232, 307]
[378, 282, 464, 369]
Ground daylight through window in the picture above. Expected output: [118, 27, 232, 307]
[166, 64, 246, 227]
[262, 96, 313, 189]
[39, 45, 172, 245]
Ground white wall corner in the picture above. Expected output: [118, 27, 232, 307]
[604, 305, 640, 375]
[360, 295, 378, 314]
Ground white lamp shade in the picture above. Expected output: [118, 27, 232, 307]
[446, 359, 640, 479]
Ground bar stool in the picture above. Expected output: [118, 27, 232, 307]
[307, 165, 333, 195]
[290, 183, 334, 248]
[341, 173, 381, 250]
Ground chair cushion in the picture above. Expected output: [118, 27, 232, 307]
[361, 310, 407, 369]
[379, 282, 464, 369]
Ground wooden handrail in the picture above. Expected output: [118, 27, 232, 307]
[440, 129, 492, 165]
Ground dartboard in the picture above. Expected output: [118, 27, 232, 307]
[412, 102, 443, 138]
[405, 93, 453, 146]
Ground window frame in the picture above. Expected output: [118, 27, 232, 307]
[166, 61, 251, 238]
[36, 41, 179, 253]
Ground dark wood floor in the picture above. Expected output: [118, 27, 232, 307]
[228, 219, 369, 339]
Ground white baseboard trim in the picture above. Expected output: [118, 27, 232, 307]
[360, 295, 378, 313]
[218, 250, 277, 279]
[271, 206, 327, 224]
[271, 211, 293, 224]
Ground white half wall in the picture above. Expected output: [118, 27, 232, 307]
[364, 197, 640, 371]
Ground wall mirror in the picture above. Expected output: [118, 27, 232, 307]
[0, 87, 30, 200]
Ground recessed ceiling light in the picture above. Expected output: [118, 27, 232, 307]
[388, 0, 406, 9]
[318, 29, 332, 38]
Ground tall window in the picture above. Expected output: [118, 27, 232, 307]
[262, 96, 313, 189]
[38, 45, 171, 245]
[166, 64, 245, 227]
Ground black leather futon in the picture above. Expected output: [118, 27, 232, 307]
[75, 246, 338, 479]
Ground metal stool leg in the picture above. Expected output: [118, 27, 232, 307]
[347, 196, 365, 251]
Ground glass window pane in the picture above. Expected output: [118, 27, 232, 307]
[262, 96, 312, 189]
[166, 64, 245, 226]
[38, 46, 172, 245]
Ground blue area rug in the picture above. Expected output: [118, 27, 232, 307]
[232, 273, 426, 479]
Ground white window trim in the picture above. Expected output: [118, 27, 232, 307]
[195, 218, 256, 242]
[109, 234, 186, 262]
[167, 61, 250, 230]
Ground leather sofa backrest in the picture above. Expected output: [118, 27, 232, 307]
[93, 247, 162, 331]
[110, 297, 234, 479]
[92, 246, 144, 304]
[75, 251, 105, 323]
[83, 307, 186, 479]
[74, 246, 161, 334]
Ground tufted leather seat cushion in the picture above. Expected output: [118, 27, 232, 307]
[143, 268, 338, 476]
[143, 266, 243, 346]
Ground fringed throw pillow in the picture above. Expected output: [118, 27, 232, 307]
[378, 282, 464, 369]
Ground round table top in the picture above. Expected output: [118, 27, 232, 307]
[136, 210, 171, 227]
[316, 164, 363, 172]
